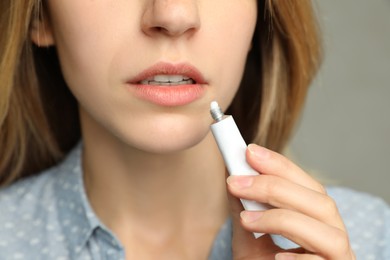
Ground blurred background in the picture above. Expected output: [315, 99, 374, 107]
[289, 0, 390, 203]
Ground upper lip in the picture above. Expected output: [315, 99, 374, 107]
[128, 62, 207, 85]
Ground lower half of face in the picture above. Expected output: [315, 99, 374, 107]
[47, 0, 257, 154]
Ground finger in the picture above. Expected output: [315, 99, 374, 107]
[240, 209, 352, 260]
[227, 175, 346, 230]
[275, 247, 325, 260]
[246, 144, 326, 194]
[276, 252, 325, 260]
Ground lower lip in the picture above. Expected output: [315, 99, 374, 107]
[128, 83, 205, 106]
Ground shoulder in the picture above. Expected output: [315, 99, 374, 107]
[0, 167, 61, 253]
[0, 144, 82, 222]
[327, 186, 390, 259]
[327, 186, 389, 224]
[0, 145, 83, 258]
[0, 166, 60, 217]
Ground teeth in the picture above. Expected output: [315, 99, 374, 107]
[154, 75, 188, 82]
[140, 75, 195, 86]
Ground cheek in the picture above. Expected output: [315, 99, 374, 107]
[46, 1, 141, 122]
[47, 1, 137, 93]
[205, 4, 257, 110]
[46, 6, 128, 146]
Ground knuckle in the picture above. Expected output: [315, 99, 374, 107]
[319, 196, 338, 217]
[277, 155, 291, 172]
[330, 229, 351, 257]
[315, 183, 327, 194]
[272, 209, 291, 229]
[323, 196, 337, 211]
[261, 176, 280, 198]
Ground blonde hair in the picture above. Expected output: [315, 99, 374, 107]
[230, 0, 322, 149]
[0, 0, 321, 186]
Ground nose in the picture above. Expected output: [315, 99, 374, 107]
[142, 0, 200, 38]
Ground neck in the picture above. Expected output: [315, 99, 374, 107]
[81, 115, 229, 254]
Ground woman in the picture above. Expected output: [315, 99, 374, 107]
[0, 0, 388, 259]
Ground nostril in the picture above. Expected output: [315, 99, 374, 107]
[154, 27, 164, 32]
[141, 2, 200, 38]
[147, 24, 197, 38]
[153, 26, 170, 35]
[148, 26, 172, 37]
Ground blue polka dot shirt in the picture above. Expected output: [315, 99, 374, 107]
[0, 144, 389, 259]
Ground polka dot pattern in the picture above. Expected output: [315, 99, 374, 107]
[238, 187, 390, 259]
[327, 186, 390, 260]
[0, 144, 124, 260]
[0, 144, 389, 259]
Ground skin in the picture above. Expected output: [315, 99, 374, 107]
[31, 0, 354, 259]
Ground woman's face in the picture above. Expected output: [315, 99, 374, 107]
[38, 0, 257, 153]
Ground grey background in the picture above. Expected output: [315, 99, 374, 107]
[289, 0, 390, 203]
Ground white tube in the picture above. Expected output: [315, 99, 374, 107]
[210, 102, 269, 238]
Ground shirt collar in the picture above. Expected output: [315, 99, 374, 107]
[52, 142, 233, 259]
[53, 143, 106, 256]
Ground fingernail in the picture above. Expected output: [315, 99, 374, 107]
[240, 210, 263, 223]
[226, 176, 253, 189]
[275, 253, 297, 260]
[248, 144, 270, 160]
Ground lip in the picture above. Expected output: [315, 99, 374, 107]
[127, 62, 207, 106]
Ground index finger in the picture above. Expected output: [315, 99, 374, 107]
[246, 144, 326, 194]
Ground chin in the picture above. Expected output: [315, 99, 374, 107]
[141, 138, 205, 154]
[123, 122, 211, 155]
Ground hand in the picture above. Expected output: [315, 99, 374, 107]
[226, 144, 355, 260]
